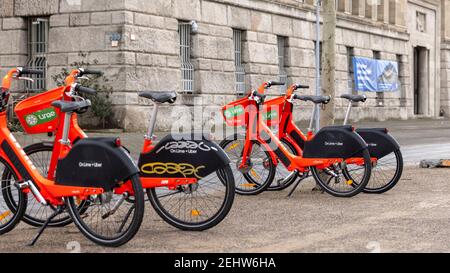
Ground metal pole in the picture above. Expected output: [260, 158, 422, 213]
[314, 0, 321, 132]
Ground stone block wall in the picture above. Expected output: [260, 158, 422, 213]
[0, 0, 447, 132]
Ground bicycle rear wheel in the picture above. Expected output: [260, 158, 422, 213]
[67, 173, 145, 247]
[362, 149, 403, 194]
[148, 164, 235, 231]
[220, 136, 274, 195]
[311, 148, 372, 197]
[0, 158, 26, 235]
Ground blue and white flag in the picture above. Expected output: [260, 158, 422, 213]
[353, 57, 399, 92]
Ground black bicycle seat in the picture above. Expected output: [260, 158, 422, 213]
[341, 94, 367, 103]
[51, 100, 91, 113]
[294, 95, 331, 105]
[138, 91, 177, 104]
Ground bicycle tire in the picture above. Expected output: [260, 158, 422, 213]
[67, 173, 145, 247]
[311, 148, 372, 197]
[148, 164, 235, 231]
[0, 157, 26, 235]
[220, 135, 275, 195]
[266, 138, 299, 191]
[362, 149, 403, 194]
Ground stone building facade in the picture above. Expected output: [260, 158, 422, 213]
[0, 0, 449, 132]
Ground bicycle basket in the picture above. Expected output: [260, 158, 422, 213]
[262, 96, 284, 127]
[14, 87, 64, 134]
[222, 97, 253, 127]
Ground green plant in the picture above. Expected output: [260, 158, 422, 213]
[51, 52, 113, 129]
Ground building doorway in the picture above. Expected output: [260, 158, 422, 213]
[413, 46, 429, 115]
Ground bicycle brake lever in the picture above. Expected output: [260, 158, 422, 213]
[16, 77, 34, 83]
[77, 76, 90, 81]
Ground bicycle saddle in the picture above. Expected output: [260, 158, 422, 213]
[294, 95, 331, 105]
[341, 94, 367, 103]
[138, 91, 177, 104]
[51, 100, 91, 113]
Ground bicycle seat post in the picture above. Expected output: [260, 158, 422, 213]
[343, 101, 352, 126]
[308, 105, 316, 133]
[60, 112, 72, 145]
[145, 101, 159, 140]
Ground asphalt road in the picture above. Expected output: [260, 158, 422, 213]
[1, 118, 449, 253]
[0, 166, 449, 253]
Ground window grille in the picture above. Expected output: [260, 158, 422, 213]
[179, 22, 194, 94]
[277, 36, 288, 93]
[233, 29, 245, 95]
[26, 18, 48, 92]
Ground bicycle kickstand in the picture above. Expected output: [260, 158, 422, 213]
[287, 172, 309, 198]
[29, 205, 66, 246]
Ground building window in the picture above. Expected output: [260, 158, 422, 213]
[277, 36, 288, 93]
[373, 50, 384, 106]
[179, 21, 194, 94]
[346, 47, 358, 106]
[26, 18, 48, 92]
[233, 29, 245, 95]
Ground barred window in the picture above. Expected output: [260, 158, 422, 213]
[179, 21, 194, 94]
[26, 18, 48, 92]
[233, 29, 245, 95]
[277, 36, 288, 93]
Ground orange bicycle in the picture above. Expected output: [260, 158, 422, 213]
[0, 67, 145, 247]
[5, 68, 235, 231]
[220, 81, 372, 197]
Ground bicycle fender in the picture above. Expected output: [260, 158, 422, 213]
[55, 138, 139, 191]
[355, 128, 400, 159]
[138, 133, 230, 179]
[303, 125, 368, 159]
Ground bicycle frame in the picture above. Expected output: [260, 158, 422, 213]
[17, 69, 198, 190]
[262, 84, 373, 167]
[1, 69, 104, 206]
[237, 84, 349, 173]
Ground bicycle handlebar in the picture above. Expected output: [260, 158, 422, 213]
[266, 81, 285, 87]
[79, 68, 103, 76]
[74, 84, 97, 95]
[293, 84, 309, 90]
[18, 68, 44, 76]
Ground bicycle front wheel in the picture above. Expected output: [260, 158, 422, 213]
[0, 157, 26, 235]
[148, 164, 235, 231]
[67, 173, 145, 247]
[311, 148, 372, 197]
[220, 136, 275, 195]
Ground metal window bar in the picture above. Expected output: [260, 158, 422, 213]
[233, 30, 245, 95]
[179, 22, 194, 94]
[277, 36, 288, 93]
[26, 18, 48, 93]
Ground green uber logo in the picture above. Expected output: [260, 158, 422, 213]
[25, 107, 57, 127]
[224, 105, 245, 119]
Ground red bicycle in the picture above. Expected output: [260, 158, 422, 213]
[220, 81, 372, 197]
[5, 68, 235, 231]
[0, 67, 145, 247]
